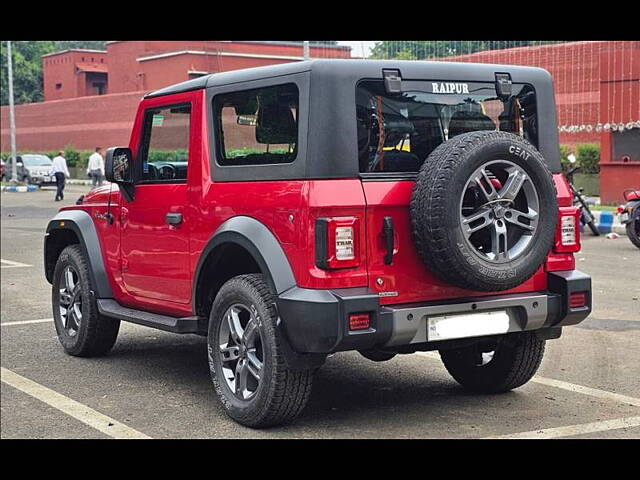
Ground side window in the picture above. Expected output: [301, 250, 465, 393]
[137, 103, 191, 183]
[213, 83, 298, 166]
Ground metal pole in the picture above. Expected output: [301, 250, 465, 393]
[6, 41, 18, 182]
[303, 41, 310, 60]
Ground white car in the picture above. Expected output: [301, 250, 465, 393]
[3, 154, 56, 186]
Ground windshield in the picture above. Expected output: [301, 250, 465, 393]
[21, 155, 52, 167]
[357, 80, 537, 173]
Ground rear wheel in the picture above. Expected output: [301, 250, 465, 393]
[577, 198, 600, 236]
[52, 245, 120, 356]
[207, 274, 314, 428]
[439, 332, 545, 393]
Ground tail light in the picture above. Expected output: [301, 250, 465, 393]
[349, 313, 370, 330]
[569, 291, 588, 309]
[315, 217, 360, 269]
[554, 206, 581, 253]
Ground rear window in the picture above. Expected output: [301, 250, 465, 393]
[356, 80, 537, 174]
[213, 83, 299, 166]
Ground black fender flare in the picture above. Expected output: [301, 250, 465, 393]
[191, 216, 296, 313]
[192, 216, 326, 370]
[44, 210, 113, 298]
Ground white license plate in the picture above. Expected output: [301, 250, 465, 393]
[427, 310, 510, 341]
[44, 176, 52, 182]
[620, 212, 629, 223]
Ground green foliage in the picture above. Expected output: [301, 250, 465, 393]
[575, 144, 600, 174]
[1, 41, 107, 106]
[559, 144, 571, 172]
[63, 146, 81, 168]
[148, 149, 188, 164]
[370, 41, 565, 60]
[559, 143, 600, 174]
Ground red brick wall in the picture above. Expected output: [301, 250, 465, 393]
[1, 91, 142, 152]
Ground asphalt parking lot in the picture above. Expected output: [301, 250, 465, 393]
[1, 185, 639, 439]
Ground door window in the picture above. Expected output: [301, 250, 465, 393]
[137, 103, 191, 183]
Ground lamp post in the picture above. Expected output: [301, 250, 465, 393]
[6, 41, 18, 182]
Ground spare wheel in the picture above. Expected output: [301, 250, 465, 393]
[410, 131, 558, 291]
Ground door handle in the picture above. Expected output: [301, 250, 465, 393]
[166, 213, 183, 226]
[383, 216, 394, 265]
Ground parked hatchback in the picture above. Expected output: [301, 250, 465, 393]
[3, 154, 55, 186]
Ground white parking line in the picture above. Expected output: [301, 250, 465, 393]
[484, 416, 640, 439]
[532, 376, 640, 408]
[415, 351, 640, 408]
[1, 258, 32, 268]
[1, 318, 53, 327]
[1, 367, 151, 439]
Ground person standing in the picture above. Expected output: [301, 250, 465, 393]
[87, 147, 105, 188]
[51, 150, 70, 201]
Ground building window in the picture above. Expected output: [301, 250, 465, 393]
[93, 82, 106, 95]
[55, 83, 62, 90]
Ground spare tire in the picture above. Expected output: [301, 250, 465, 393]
[410, 131, 558, 291]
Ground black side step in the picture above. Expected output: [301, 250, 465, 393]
[97, 299, 203, 334]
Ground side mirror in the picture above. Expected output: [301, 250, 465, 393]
[105, 147, 133, 183]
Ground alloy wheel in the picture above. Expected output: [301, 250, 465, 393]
[460, 160, 540, 263]
[218, 304, 264, 401]
[58, 266, 82, 336]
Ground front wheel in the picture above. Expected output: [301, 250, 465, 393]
[439, 332, 545, 393]
[207, 274, 314, 428]
[627, 212, 640, 249]
[52, 245, 120, 356]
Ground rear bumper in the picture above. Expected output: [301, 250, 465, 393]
[276, 270, 591, 354]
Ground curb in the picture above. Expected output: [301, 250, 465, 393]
[66, 179, 93, 185]
[584, 210, 627, 235]
[1, 185, 38, 193]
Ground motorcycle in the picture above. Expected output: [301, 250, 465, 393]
[619, 189, 640, 249]
[565, 154, 600, 236]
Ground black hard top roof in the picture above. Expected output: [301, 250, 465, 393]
[144, 59, 552, 98]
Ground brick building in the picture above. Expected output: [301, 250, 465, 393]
[1, 41, 350, 152]
[1, 41, 638, 202]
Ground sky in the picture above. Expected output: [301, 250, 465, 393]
[336, 41, 378, 58]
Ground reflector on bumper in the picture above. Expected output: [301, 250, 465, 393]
[427, 310, 510, 341]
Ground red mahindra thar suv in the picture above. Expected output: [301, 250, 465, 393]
[44, 60, 591, 427]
